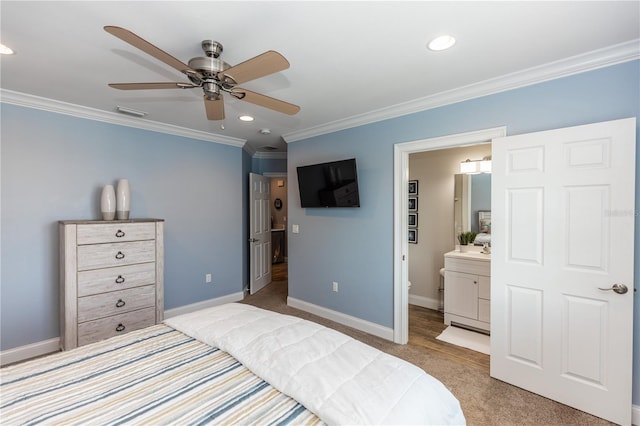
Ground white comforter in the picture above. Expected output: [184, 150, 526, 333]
[165, 303, 466, 425]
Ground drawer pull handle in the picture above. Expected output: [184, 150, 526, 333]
[115, 299, 126, 308]
[115, 275, 125, 284]
[115, 230, 125, 238]
[115, 251, 125, 260]
[116, 324, 126, 332]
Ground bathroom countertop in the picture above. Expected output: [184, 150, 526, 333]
[444, 250, 491, 261]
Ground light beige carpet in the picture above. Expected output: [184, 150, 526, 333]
[436, 326, 490, 355]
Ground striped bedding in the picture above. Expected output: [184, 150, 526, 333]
[0, 324, 323, 425]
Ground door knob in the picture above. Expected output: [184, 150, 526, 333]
[598, 283, 628, 294]
[248, 238, 259, 243]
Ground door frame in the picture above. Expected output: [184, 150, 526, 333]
[392, 126, 506, 343]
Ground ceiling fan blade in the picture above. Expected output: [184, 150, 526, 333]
[109, 82, 198, 90]
[233, 88, 300, 115]
[220, 51, 290, 85]
[204, 96, 225, 120]
[104, 26, 196, 75]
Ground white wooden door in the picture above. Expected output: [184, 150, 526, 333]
[249, 173, 272, 294]
[491, 118, 636, 425]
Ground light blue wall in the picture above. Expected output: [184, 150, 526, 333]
[1, 105, 246, 350]
[471, 173, 491, 233]
[287, 60, 640, 404]
[252, 157, 287, 175]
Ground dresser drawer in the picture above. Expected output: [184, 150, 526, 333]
[444, 257, 490, 276]
[78, 285, 156, 323]
[77, 222, 156, 245]
[78, 263, 156, 297]
[77, 240, 156, 271]
[78, 307, 156, 346]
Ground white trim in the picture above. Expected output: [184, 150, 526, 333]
[408, 295, 439, 311]
[287, 296, 394, 341]
[0, 89, 247, 148]
[284, 40, 639, 143]
[0, 337, 60, 367]
[393, 127, 506, 344]
[632, 404, 640, 426]
[243, 143, 257, 157]
[164, 292, 244, 319]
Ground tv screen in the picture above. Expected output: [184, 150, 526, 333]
[296, 158, 360, 208]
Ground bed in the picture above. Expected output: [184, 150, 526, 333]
[1, 303, 466, 425]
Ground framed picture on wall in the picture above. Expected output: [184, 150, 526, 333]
[408, 180, 418, 195]
[408, 197, 418, 211]
[408, 229, 418, 244]
[478, 210, 491, 233]
[408, 213, 418, 228]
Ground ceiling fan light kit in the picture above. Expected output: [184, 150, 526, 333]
[104, 26, 300, 121]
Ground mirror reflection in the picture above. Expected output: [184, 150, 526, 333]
[454, 173, 491, 245]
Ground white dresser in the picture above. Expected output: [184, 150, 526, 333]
[59, 219, 164, 350]
[443, 250, 490, 333]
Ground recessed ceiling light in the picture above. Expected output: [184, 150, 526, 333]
[0, 43, 15, 55]
[427, 35, 456, 51]
[239, 115, 254, 122]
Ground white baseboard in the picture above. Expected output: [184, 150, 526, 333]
[632, 403, 639, 426]
[1, 292, 245, 366]
[287, 297, 394, 341]
[408, 294, 440, 310]
[0, 337, 60, 366]
[164, 292, 244, 319]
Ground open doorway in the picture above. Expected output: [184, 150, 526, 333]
[266, 175, 288, 282]
[392, 127, 506, 344]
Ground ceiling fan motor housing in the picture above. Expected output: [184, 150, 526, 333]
[202, 40, 223, 58]
[188, 57, 230, 80]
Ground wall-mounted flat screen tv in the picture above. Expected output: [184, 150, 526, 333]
[296, 158, 360, 208]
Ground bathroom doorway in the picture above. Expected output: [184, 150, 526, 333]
[392, 127, 506, 344]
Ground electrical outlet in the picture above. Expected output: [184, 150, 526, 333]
[332, 281, 338, 292]
[206, 274, 212, 283]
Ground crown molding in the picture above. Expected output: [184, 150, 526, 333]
[243, 143, 257, 157]
[283, 39, 640, 143]
[0, 89, 247, 148]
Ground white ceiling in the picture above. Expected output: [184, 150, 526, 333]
[1, 1, 638, 153]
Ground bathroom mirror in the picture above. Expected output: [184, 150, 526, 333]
[453, 173, 491, 239]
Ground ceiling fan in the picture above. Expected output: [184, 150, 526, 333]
[104, 26, 300, 120]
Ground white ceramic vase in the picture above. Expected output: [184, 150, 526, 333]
[101, 185, 116, 220]
[116, 179, 130, 220]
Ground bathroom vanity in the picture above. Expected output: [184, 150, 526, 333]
[443, 250, 491, 334]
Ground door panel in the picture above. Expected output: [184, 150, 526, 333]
[249, 173, 272, 294]
[507, 187, 543, 264]
[506, 285, 543, 367]
[491, 118, 635, 425]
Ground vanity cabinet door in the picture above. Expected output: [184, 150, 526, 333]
[444, 271, 478, 320]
